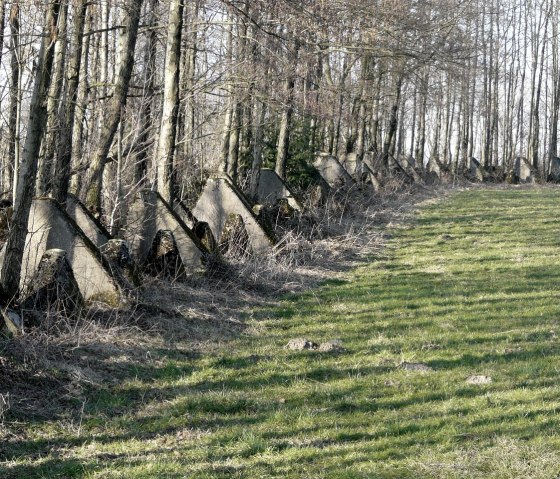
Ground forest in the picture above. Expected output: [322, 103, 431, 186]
[0, 0, 550, 307]
[0, 0, 557, 303]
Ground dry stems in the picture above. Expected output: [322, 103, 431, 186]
[0, 182, 443, 421]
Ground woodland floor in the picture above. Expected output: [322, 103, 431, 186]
[3, 185, 560, 478]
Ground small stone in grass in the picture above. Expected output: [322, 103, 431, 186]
[285, 338, 318, 351]
[440, 234, 454, 241]
[467, 375, 492, 385]
[318, 339, 346, 352]
[401, 362, 433, 372]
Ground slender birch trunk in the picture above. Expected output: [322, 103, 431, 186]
[156, 0, 184, 206]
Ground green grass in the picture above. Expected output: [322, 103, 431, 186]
[5, 187, 560, 478]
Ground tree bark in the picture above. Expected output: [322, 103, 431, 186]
[52, 0, 88, 204]
[1, 1, 62, 301]
[156, 0, 184, 206]
[69, 10, 92, 195]
[7, 2, 20, 199]
[37, 0, 68, 196]
[134, 0, 159, 186]
[275, 39, 299, 180]
[83, 0, 143, 211]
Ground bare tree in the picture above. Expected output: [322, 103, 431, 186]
[1, 1, 62, 301]
[156, 0, 184, 206]
[82, 0, 143, 211]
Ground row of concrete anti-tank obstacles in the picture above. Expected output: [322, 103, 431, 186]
[0, 152, 553, 333]
[0, 168, 313, 333]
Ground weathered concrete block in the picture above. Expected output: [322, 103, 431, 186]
[403, 155, 416, 170]
[0, 199, 128, 305]
[173, 201, 198, 229]
[219, 213, 251, 258]
[173, 201, 218, 253]
[469, 157, 484, 182]
[100, 239, 141, 288]
[257, 169, 302, 210]
[1, 308, 23, 336]
[68, 194, 142, 289]
[192, 175, 275, 254]
[340, 152, 359, 176]
[145, 230, 187, 280]
[513, 157, 534, 183]
[309, 176, 332, 207]
[549, 157, 560, 182]
[66, 194, 111, 248]
[193, 221, 217, 253]
[313, 153, 354, 188]
[341, 153, 382, 188]
[427, 157, 443, 178]
[363, 151, 378, 170]
[20, 249, 84, 324]
[125, 190, 207, 270]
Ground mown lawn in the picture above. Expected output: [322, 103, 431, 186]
[4, 187, 560, 478]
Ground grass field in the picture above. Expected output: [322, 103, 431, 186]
[4, 187, 560, 478]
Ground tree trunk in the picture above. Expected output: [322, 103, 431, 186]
[1, 1, 62, 301]
[134, 0, 159, 186]
[227, 103, 241, 182]
[275, 39, 299, 180]
[52, 0, 88, 204]
[218, 16, 234, 174]
[248, 99, 266, 200]
[37, 0, 68, 196]
[83, 0, 143, 211]
[156, 0, 184, 206]
[382, 75, 403, 168]
[7, 2, 20, 199]
[69, 11, 92, 195]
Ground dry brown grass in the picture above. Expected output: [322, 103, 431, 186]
[0, 181, 444, 422]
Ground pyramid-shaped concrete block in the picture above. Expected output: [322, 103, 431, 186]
[257, 169, 303, 210]
[0, 198, 128, 305]
[193, 175, 275, 255]
[341, 153, 378, 185]
[549, 157, 560, 181]
[427, 158, 442, 177]
[66, 194, 141, 288]
[314, 153, 354, 188]
[469, 157, 484, 182]
[514, 157, 534, 183]
[340, 153, 359, 176]
[125, 190, 207, 269]
[66, 194, 111, 248]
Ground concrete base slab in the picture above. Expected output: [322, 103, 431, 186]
[192, 175, 275, 255]
[1, 198, 128, 305]
[125, 190, 207, 269]
[257, 169, 303, 210]
[314, 153, 354, 188]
